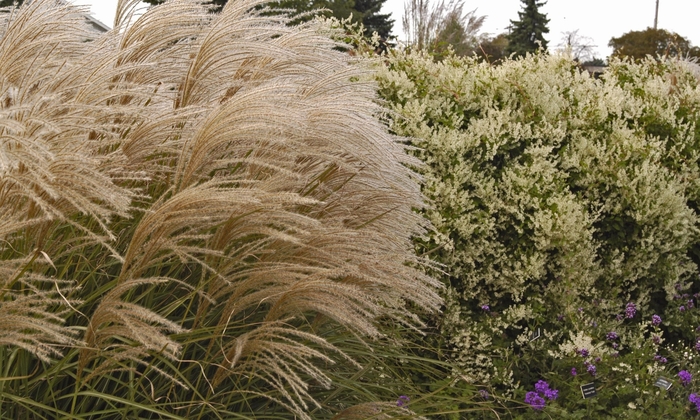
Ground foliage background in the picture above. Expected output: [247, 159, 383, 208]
[376, 48, 700, 417]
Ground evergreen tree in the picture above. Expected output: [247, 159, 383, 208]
[142, 0, 393, 40]
[0, 0, 24, 7]
[353, 0, 393, 39]
[505, 0, 549, 57]
[142, 0, 227, 11]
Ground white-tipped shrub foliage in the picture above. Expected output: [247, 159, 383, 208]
[377, 49, 700, 415]
[0, 1, 442, 418]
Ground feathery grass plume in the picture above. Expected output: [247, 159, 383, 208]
[332, 402, 426, 419]
[0, 0, 440, 417]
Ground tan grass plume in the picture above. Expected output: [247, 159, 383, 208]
[0, 0, 441, 417]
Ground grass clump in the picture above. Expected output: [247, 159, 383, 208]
[0, 0, 442, 418]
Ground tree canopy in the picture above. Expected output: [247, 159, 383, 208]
[609, 28, 700, 60]
[0, 0, 24, 7]
[142, 0, 394, 39]
[505, 0, 549, 58]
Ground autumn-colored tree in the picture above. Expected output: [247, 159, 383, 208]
[609, 28, 700, 60]
[476, 32, 508, 64]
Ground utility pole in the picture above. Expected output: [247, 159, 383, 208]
[654, 0, 659, 29]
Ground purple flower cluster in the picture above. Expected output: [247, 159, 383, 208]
[695, 340, 700, 352]
[652, 335, 661, 344]
[481, 304, 490, 311]
[396, 395, 410, 407]
[570, 367, 577, 376]
[625, 302, 636, 318]
[525, 391, 546, 410]
[690, 393, 700, 413]
[535, 380, 559, 400]
[479, 389, 489, 400]
[606, 331, 618, 341]
[524, 381, 558, 410]
[584, 361, 597, 376]
[651, 314, 662, 326]
[577, 348, 589, 357]
[679, 370, 693, 386]
[653, 354, 667, 363]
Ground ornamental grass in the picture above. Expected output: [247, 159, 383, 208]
[0, 0, 442, 418]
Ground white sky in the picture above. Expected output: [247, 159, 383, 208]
[72, 0, 700, 59]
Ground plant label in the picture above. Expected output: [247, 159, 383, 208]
[654, 377, 673, 390]
[581, 382, 597, 399]
[529, 328, 541, 341]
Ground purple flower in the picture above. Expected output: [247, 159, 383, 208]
[481, 304, 490, 311]
[653, 354, 667, 363]
[525, 391, 546, 410]
[652, 314, 662, 326]
[595, 357, 601, 363]
[612, 351, 620, 358]
[571, 367, 577, 376]
[653, 335, 660, 344]
[396, 395, 410, 407]
[689, 300, 695, 309]
[544, 388, 559, 400]
[616, 314, 623, 321]
[534, 380, 550, 395]
[679, 370, 693, 386]
[578, 307, 584, 313]
[606, 331, 618, 341]
[557, 314, 564, 321]
[625, 302, 636, 318]
[612, 342, 619, 349]
[479, 389, 489, 400]
[690, 393, 700, 404]
[680, 305, 686, 312]
[690, 393, 700, 413]
[587, 364, 597, 376]
[578, 348, 589, 357]
[591, 321, 598, 327]
[695, 340, 700, 352]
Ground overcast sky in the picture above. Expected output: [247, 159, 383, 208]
[72, 0, 700, 59]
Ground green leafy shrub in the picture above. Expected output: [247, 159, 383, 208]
[376, 49, 700, 417]
[0, 1, 443, 418]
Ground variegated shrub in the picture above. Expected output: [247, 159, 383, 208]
[377, 50, 700, 395]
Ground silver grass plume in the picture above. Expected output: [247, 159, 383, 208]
[0, 0, 442, 417]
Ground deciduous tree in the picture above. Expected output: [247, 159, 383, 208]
[609, 27, 700, 60]
[557, 29, 595, 62]
[475, 32, 508, 64]
[402, 0, 483, 55]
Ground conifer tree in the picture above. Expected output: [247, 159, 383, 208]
[142, 0, 393, 40]
[505, 0, 549, 57]
[354, 0, 393, 39]
[0, 0, 24, 7]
